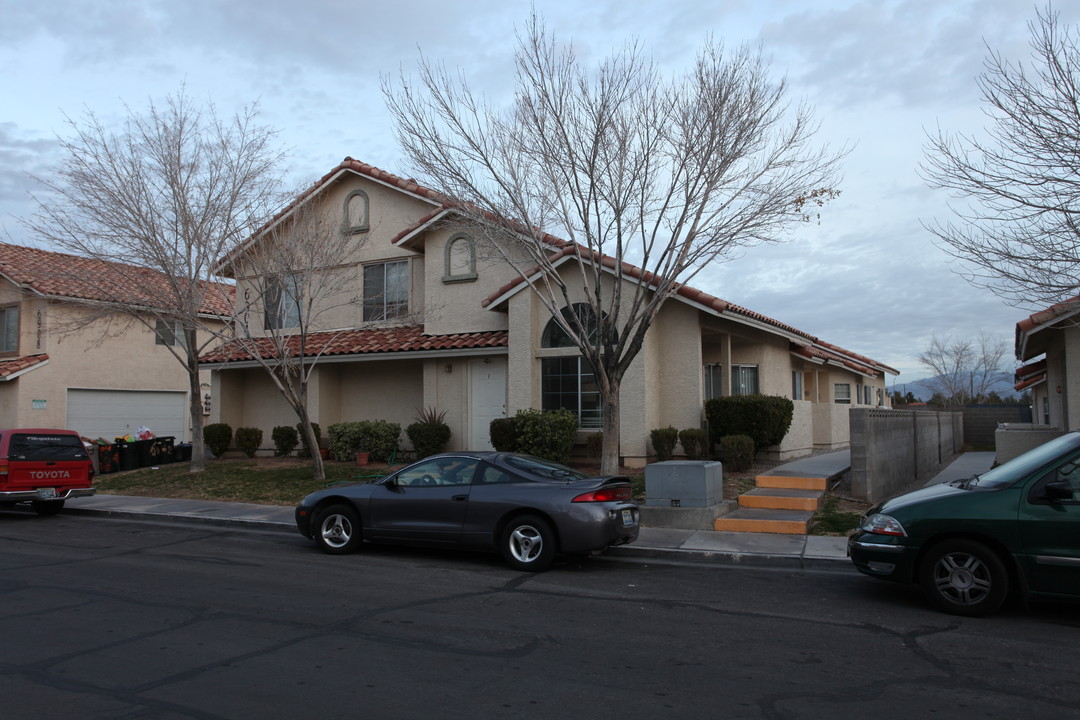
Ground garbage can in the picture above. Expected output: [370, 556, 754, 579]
[115, 439, 138, 472]
[151, 437, 175, 464]
[174, 443, 193, 462]
[97, 444, 119, 474]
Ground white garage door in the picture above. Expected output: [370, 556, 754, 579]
[67, 389, 188, 442]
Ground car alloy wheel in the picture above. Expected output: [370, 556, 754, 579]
[501, 515, 555, 572]
[314, 503, 362, 555]
[919, 539, 1008, 616]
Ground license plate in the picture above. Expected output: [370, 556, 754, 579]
[621, 509, 636, 526]
[36, 488, 57, 499]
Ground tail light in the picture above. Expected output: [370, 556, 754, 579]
[572, 486, 631, 503]
[0, 459, 7, 478]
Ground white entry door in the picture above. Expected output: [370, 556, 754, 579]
[469, 357, 507, 451]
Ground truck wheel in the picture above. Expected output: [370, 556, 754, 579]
[32, 500, 65, 516]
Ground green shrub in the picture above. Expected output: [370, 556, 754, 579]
[719, 434, 755, 472]
[679, 428, 708, 460]
[586, 431, 603, 459]
[650, 426, 679, 461]
[406, 420, 452, 459]
[327, 420, 401, 462]
[512, 408, 578, 464]
[296, 422, 321, 458]
[271, 425, 299, 457]
[489, 417, 518, 451]
[234, 427, 263, 459]
[705, 395, 794, 450]
[203, 423, 232, 459]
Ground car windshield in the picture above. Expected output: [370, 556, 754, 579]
[10, 433, 88, 461]
[504, 454, 589, 482]
[972, 433, 1080, 489]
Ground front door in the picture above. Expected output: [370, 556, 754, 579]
[469, 357, 507, 451]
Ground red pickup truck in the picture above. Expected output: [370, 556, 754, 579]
[0, 429, 96, 515]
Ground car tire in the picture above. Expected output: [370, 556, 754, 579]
[919, 538, 1008, 616]
[501, 515, 555, 572]
[32, 500, 64, 516]
[313, 503, 362, 555]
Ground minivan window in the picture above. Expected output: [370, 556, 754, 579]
[9, 434, 88, 461]
[974, 433, 1080, 489]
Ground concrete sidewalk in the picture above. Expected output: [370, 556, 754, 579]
[58, 450, 992, 570]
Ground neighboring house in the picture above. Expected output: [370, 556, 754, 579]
[201, 158, 897, 465]
[1014, 297, 1080, 431]
[0, 243, 230, 441]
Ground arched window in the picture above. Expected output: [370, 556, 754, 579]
[343, 189, 369, 234]
[443, 233, 477, 283]
[539, 304, 614, 429]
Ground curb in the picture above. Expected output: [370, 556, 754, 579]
[63, 506, 297, 534]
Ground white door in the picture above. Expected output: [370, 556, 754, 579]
[67, 389, 188, 441]
[469, 358, 507, 451]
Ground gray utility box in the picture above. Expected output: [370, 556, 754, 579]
[645, 461, 723, 508]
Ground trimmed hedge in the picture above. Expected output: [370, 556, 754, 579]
[719, 434, 755, 472]
[489, 417, 517, 452]
[679, 428, 708, 460]
[271, 425, 299, 457]
[235, 427, 263, 459]
[705, 395, 794, 450]
[203, 423, 232, 459]
[489, 409, 578, 464]
[407, 421, 452, 459]
[327, 420, 402, 462]
[650, 426, 679, 461]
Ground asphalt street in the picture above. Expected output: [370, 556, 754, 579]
[2, 511, 1079, 719]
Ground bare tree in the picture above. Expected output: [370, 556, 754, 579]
[918, 333, 1010, 407]
[922, 5, 1080, 308]
[23, 90, 284, 471]
[384, 15, 843, 473]
[212, 203, 366, 481]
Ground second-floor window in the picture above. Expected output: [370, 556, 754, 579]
[0, 305, 17, 354]
[363, 260, 409, 321]
[155, 319, 188, 349]
[265, 275, 302, 330]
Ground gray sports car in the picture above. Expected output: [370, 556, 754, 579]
[294, 451, 640, 571]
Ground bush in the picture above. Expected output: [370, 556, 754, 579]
[296, 422, 321, 458]
[719, 434, 755, 472]
[650, 426, 679, 461]
[679, 428, 708, 460]
[271, 425, 299, 457]
[407, 420, 452, 459]
[586, 432, 603, 459]
[705, 395, 794, 450]
[327, 420, 401, 462]
[489, 417, 518, 452]
[203, 423, 232, 459]
[234, 427, 263, 459]
[510, 409, 579, 464]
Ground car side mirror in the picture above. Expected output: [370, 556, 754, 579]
[1044, 480, 1074, 502]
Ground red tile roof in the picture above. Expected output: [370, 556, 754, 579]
[1014, 358, 1047, 392]
[200, 325, 508, 364]
[0, 242, 234, 316]
[0, 354, 49, 380]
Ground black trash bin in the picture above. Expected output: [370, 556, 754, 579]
[151, 437, 175, 464]
[115, 439, 138, 472]
[97, 444, 119, 474]
[174, 443, 193, 462]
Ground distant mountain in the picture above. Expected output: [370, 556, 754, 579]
[892, 375, 1019, 402]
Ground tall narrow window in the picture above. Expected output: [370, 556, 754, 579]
[265, 275, 302, 330]
[0, 305, 18, 354]
[703, 364, 723, 400]
[343, 189, 369, 233]
[731, 365, 759, 396]
[363, 260, 409, 321]
[792, 371, 804, 401]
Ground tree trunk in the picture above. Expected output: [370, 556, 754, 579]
[296, 404, 325, 482]
[186, 348, 206, 472]
[600, 385, 621, 476]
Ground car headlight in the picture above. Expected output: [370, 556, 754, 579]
[858, 513, 907, 537]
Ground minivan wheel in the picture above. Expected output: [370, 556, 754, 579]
[31, 500, 64, 516]
[919, 539, 1008, 616]
[501, 515, 555, 572]
[313, 504, 362, 555]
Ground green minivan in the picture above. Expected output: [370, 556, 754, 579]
[849, 432, 1080, 616]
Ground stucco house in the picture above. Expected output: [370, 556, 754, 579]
[0, 242, 230, 441]
[1014, 296, 1080, 432]
[201, 158, 897, 466]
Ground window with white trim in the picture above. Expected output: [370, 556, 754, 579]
[363, 260, 409, 321]
[265, 274, 302, 330]
[541, 356, 602, 428]
[792, 371, 804, 401]
[704, 364, 723, 401]
[155, 319, 188, 349]
[834, 383, 851, 404]
[731, 365, 758, 396]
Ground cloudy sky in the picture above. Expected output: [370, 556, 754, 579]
[2, 0, 1074, 387]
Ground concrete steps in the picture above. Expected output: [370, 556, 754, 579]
[713, 473, 826, 535]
